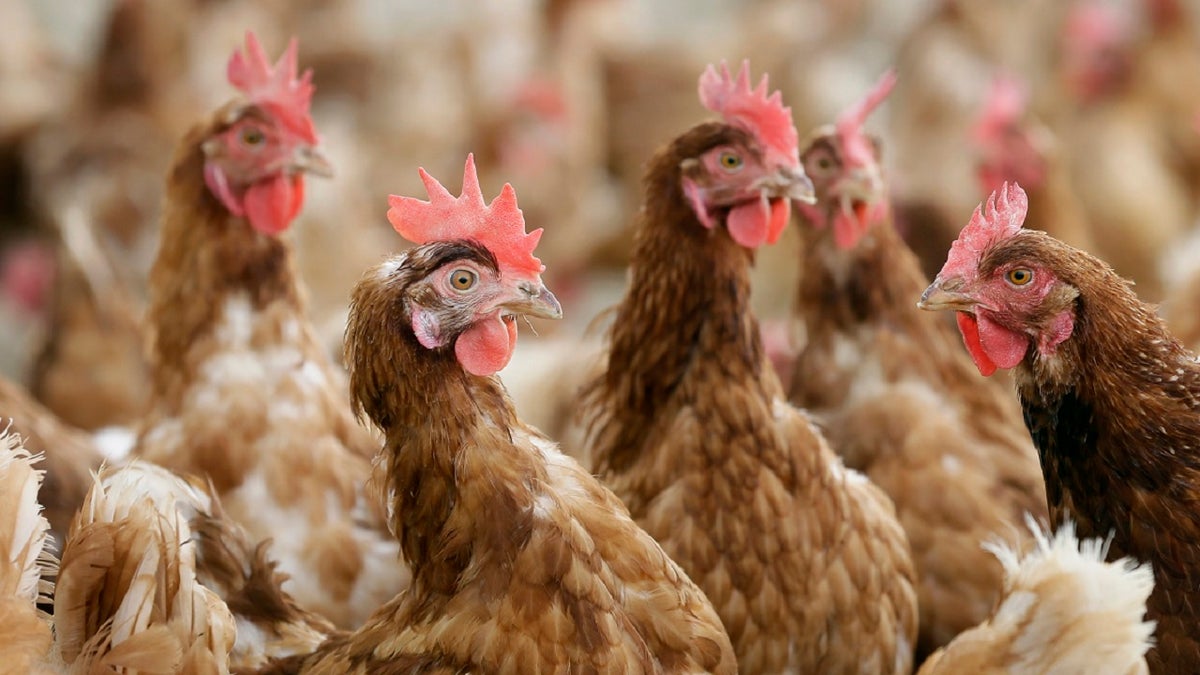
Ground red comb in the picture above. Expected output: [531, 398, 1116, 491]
[941, 182, 1028, 279]
[227, 31, 317, 144]
[1063, 1, 1128, 50]
[973, 73, 1028, 143]
[698, 60, 798, 167]
[836, 69, 897, 168]
[387, 154, 544, 277]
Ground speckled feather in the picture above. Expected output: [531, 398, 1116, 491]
[580, 122, 918, 674]
[790, 132, 1047, 656]
[265, 242, 735, 673]
[135, 103, 406, 629]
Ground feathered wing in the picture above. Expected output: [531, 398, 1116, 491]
[918, 517, 1155, 675]
[51, 461, 237, 673]
[187, 488, 340, 670]
[0, 429, 55, 672]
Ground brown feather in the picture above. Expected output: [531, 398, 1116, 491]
[134, 100, 406, 628]
[581, 122, 919, 673]
[789, 130, 1047, 657]
[273, 242, 735, 673]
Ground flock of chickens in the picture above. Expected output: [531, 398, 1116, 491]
[7, 0, 1200, 673]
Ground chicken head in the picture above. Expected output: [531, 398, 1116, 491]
[681, 60, 814, 248]
[382, 154, 561, 377]
[918, 182, 1079, 376]
[202, 32, 331, 236]
[795, 69, 895, 250]
[972, 74, 1049, 196]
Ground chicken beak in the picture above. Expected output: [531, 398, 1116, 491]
[757, 165, 816, 205]
[502, 281, 563, 320]
[290, 145, 334, 178]
[918, 278, 978, 312]
[839, 166, 882, 203]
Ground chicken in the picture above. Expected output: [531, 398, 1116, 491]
[1053, 0, 1191, 302]
[29, 207, 150, 431]
[917, 517, 1155, 675]
[0, 374, 104, 546]
[973, 72, 1094, 252]
[262, 156, 735, 674]
[0, 430, 54, 674]
[51, 462, 238, 673]
[133, 32, 405, 628]
[919, 181, 1200, 673]
[579, 61, 918, 674]
[789, 71, 1047, 657]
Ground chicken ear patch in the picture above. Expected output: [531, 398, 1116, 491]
[244, 174, 305, 235]
[455, 315, 518, 376]
[411, 308, 448, 349]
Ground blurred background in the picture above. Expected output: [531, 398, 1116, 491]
[3, 0, 1200, 432]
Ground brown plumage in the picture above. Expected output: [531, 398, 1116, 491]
[113, 464, 343, 674]
[790, 125, 1046, 656]
[271, 234, 734, 673]
[918, 518, 1155, 675]
[51, 462, 238, 673]
[0, 374, 104, 545]
[922, 183, 1200, 673]
[581, 115, 918, 671]
[186, 482, 341, 672]
[133, 35, 405, 628]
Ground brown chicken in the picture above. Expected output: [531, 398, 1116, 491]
[580, 62, 918, 674]
[133, 32, 405, 628]
[0, 374, 103, 546]
[263, 157, 735, 674]
[29, 210, 150, 432]
[920, 182, 1200, 673]
[1053, 0, 1191, 302]
[918, 518, 1156, 675]
[789, 72, 1047, 657]
[973, 72, 1094, 252]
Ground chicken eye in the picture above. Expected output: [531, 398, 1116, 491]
[1006, 268, 1034, 286]
[449, 269, 477, 291]
[816, 156, 833, 171]
[718, 152, 743, 171]
[240, 127, 265, 146]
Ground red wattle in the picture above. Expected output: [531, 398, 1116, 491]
[833, 210, 867, 250]
[956, 311, 1030, 376]
[244, 175, 305, 235]
[727, 197, 771, 248]
[455, 315, 518, 376]
[977, 312, 1030, 370]
[956, 312, 997, 376]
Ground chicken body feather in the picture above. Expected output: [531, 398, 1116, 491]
[918, 517, 1155, 675]
[134, 37, 406, 629]
[583, 119, 918, 673]
[270, 236, 735, 674]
